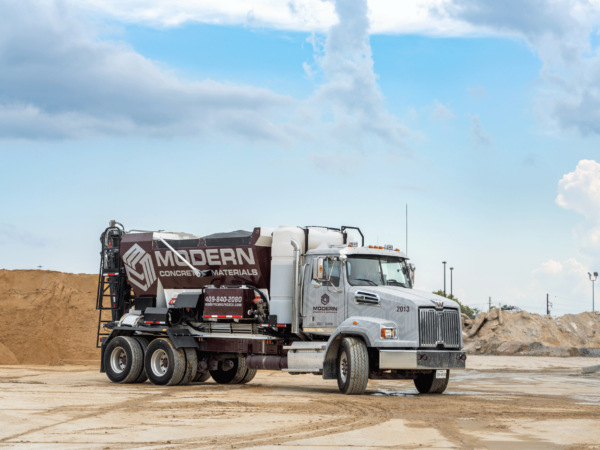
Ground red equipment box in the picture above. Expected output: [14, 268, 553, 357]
[203, 288, 256, 319]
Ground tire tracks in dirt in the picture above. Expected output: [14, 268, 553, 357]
[167, 392, 392, 449]
[0, 386, 181, 444]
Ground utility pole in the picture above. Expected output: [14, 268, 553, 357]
[489, 297, 491, 313]
[546, 294, 552, 315]
[589, 272, 598, 312]
[450, 267, 454, 298]
[443, 261, 447, 295]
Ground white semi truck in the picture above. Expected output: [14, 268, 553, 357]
[97, 222, 465, 395]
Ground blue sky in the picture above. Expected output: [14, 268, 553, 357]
[2, 0, 600, 316]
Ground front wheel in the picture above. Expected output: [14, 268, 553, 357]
[337, 337, 369, 395]
[414, 370, 449, 394]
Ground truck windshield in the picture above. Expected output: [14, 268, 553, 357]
[346, 256, 411, 288]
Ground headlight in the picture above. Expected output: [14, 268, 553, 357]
[380, 327, 397, 339]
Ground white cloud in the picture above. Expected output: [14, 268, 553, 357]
[529, 258, 591, 312]
[470, 114, 493, 148]
[307, 0, 412, 151]
[0, 1, 293, 141]
[77, 0, 475, 35]
[430, 100, 455, 122]
[76, 0, 600, 138]
[435, 1, 600, 137]
[556, 160, 600, 260]
[510, 160, 600, 314]
[0, 0, 412, 151]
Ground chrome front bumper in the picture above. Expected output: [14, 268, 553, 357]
[379, 350, 467, 370]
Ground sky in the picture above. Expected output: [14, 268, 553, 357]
[2, 0, 600, 316]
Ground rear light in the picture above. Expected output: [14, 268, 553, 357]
[380, 327, 397, 339]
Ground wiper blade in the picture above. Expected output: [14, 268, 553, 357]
[355, 278, 378, 286]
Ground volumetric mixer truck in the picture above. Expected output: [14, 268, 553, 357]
[97, 221, 465, 395]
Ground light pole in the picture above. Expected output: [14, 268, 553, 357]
[443, 261, 447, 296]
[450, 267, 454, 298]
[589, 272, 598, 312]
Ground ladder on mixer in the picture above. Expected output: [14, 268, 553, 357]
[95, 264, 133, 348]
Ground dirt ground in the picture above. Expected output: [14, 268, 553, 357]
[1, 356, 599, 450]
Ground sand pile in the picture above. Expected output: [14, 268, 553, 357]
[0, 269, 100, 365]
[463, 309, 600, 356]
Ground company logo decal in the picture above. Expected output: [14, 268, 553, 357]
[430, 299, 444, 309]
[123, 244, 157, 291]
[313, 293, 337, 313]
[153, 248, 259, 277]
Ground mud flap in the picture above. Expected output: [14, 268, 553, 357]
[166, 329, 199, 349]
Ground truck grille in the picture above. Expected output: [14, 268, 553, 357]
[419, 308, 461, 348]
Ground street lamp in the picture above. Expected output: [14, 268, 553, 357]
[450, 267, 454, 298]
[442, 261, 447, 296]
[589, 272, 598, 312]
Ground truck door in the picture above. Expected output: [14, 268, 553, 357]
[302, 257, 345, 332]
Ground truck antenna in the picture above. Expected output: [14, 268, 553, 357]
[406, 203, 408, 256]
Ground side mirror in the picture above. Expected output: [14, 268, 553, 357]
[409, 263, 416, 284]
[313, 257, 324, 280]
[311, 279, 322, 289]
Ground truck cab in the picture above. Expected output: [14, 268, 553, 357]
[295, 246, 465, 393]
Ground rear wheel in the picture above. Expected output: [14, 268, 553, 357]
[336, 337, 369, 395]
[133, 337, 150, 383]
[144, 338, 186, 386]
[193, 371, 211, 382]
[210, 357, 248, 384]
[240, 368, 257, 384]
[178, 348, 198, 386]
[414, 370, 450, 394]
[104, 336, 144, 384]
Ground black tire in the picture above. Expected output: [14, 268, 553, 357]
[178, 348, 198, 386]
[414, 370, 450, 394]
[133, 337, 150, 383]
[336, 337, 369, 395]
[193, 371, 211, 382]
[210, 357, 248, 384]
[240, 368, 257, 384]
[144, 338, 186, 386]
[104, 336, 144, 384]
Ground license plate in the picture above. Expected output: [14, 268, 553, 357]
[436, 370, 447, 379]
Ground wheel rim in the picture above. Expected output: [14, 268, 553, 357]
[339, 350, 348, 384]
[110, 347, 127, 374]
[150, 349, 169, 377]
